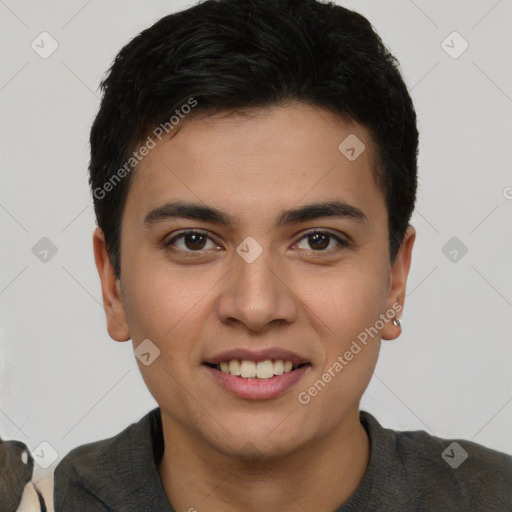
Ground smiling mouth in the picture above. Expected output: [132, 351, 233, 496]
[204, 359, 311, 379]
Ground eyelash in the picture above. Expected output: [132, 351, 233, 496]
[163, 229, 351, 255]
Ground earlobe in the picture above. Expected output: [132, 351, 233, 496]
[381, 225, 416, 341]
[92, 227, 131, 342]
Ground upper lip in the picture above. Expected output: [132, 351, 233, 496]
[204, 348, 310, 366]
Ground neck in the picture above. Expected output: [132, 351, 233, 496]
[158, 409, 370, 512]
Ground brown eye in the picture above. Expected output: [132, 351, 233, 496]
[308, 232, 330, 250]
[295, 231, 349, 252]
[165, 230, 219, 252]
[182, 232, 207, 250]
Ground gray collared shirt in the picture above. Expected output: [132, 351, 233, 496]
[54, 408, 512, 511]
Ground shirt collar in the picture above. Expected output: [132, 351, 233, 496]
[65, 407, 404, 511]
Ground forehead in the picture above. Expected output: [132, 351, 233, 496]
[125, 104, 385, 224]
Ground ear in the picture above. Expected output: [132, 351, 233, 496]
[93, 227, 131, 342]
[381, 225, 416, 341]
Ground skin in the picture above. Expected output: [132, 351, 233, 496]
[93, 103, 415, 512]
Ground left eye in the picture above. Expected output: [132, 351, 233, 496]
[295, 231, 349, 251]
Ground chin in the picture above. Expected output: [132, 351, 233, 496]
[204, 417, 311, 462]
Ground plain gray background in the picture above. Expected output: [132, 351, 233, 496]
[1, 0, 511, 481]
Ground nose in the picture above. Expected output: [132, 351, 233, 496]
[216, 247, 298, 332]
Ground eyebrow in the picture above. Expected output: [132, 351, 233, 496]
[143, 200, 368, 228]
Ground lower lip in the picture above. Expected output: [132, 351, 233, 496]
[204, 365, 310, 400]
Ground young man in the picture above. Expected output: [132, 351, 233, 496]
[53, 0, 512, 510]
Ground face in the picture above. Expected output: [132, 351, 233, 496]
[94, 103, 414, 458]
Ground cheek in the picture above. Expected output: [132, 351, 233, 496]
[299, 261, 389, 342]
[294, 257, 388, 405]
[121, 263, 207, 408]
[121, 255, 206, 341]
[294, 274, 384, 420]
[120, 258, 219, 393]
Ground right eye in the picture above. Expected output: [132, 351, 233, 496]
[164, 229, 222, 254]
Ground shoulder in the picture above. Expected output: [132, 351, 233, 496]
[54, 408, 161, 512]
[361, 411, 512, 510]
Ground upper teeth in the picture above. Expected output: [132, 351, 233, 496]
[218, 359, 295, 379]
